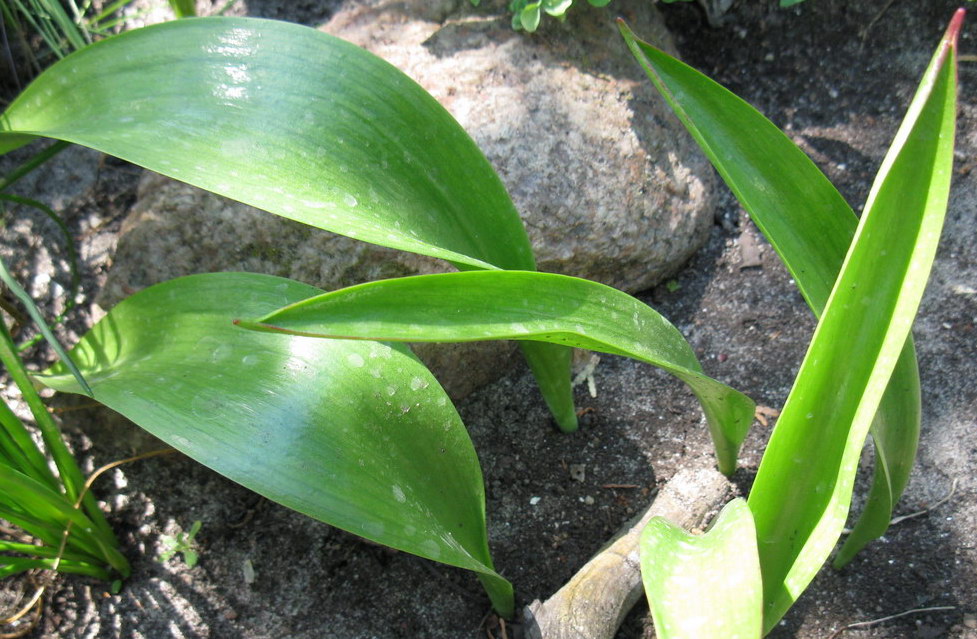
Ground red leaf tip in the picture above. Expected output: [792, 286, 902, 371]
[947, 8, 965, 49]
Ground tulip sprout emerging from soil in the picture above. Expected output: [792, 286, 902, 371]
[0, 8, 963, 637]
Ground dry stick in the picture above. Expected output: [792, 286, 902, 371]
[858, 0, 898, 41]
[825, 606, 956, 639]
[0, 448, 176, 635]
[522, 467, 732, 639]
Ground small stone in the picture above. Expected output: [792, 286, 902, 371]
[583, 495, 595, 505]
[529, 496, 541, 506]
[569, 464, 586, 482]
[963, 613, 976, 629]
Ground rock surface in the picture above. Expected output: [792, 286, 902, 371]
[99, 0, 717, 395]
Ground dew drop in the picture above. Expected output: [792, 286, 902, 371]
[410, 377, 428, 391]
[346, 353, 365, 368]
[392, 485, 406, 503]
[419, 539, 440, 558]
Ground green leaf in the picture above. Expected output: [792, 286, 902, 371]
[239, 270, 755, 475]
[618, 18, 921, 569]
[747, 13, 959, 629]
[0, 18, 530, 272]
[587, 0, 612, 8]
[520, 3, 542, 32]
[542, 0, 573, 18]
[0, 15, 576, 433]
[0, 256, 91, 396]
[640, 499, 762, 639]
[38, 272, 513, 616]
[167, 0, 197, 18]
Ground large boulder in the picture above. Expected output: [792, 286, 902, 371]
[100, 0, 717, 398]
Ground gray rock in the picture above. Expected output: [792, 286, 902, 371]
[101, 0, 716, 397]
[323, 0, 716, 291]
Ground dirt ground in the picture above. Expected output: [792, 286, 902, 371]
[1, 0, 975, 638]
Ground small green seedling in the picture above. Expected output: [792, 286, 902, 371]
[158, 520, 202, 568]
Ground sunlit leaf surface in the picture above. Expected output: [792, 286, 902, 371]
[38, 272, 513, 615]
[640, 499, 762, 639]
[241, 270, 755, 475]
[0, 16, 576, 432]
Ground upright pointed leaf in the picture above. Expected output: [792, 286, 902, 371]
[747, 14, 959, 628]
[619, 19, 922, 565]
[239, 270, 755, 475]
[0, 15, 576, 433]
[640, 499, 762, 639]
[37, 272, 513, 615]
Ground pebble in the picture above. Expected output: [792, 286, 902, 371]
[569, 464, 586, 482]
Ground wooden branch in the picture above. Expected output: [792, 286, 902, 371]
[521, 467, 732, 639]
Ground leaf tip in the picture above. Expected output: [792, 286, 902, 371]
[948, 8, 966, 47]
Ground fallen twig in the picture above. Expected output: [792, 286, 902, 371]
[825, 605, 956, 639]
[522, 467, 732, 639]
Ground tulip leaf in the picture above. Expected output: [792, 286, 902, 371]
[36, 272, 513, 616]
[619, 19, 921, 570]
[748, 14, 959, 628]
[622, 10, 959, 629]
[640, 499, 762, 639]
[238, 270, 755, 476]
[0, 16, 575, 433]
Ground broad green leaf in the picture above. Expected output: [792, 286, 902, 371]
[37, 272, 513, 615]
[0, 15, 576, 433]
[619, 20, 921, 569]
[238, 270, 756, 476]
[640, 499, 762, 639]
[0, 17, 531, 273]
[747, 14, 959, 629]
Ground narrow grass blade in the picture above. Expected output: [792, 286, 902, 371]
[239, 270, 755, 475]
[0, 255, 90, 395]
[747, 13, 960, 629]
[0, 15, 576, 433]
[0, 395, 60, 489]
[0, 319, 115, 551]
[640, 499, 762, 639]
[37, 272, 513, 615]
[0, 556, 112, 579]
[0, 465, 128, 572]
[619, 20, 922, 566]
